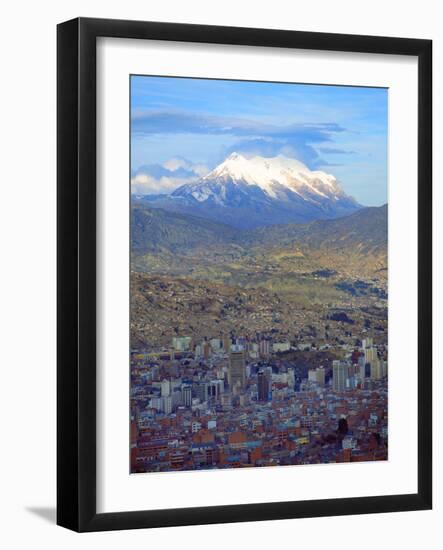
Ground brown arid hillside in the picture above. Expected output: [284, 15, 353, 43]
[131, 271, 387, 351]
[131, 272, 294, 349]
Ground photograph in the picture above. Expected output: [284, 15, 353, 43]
[0, 1, 436, 544]
[129, 75, 389, 474]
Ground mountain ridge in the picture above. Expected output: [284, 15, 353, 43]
[132, 201, 387, 258]
[244, 203, 387, 255]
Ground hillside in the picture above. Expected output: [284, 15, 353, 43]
[132, 201, 387, 257]
[245, 204, 387, 255]
[132, 201, 237, 255]
[130, 203, 387, 308]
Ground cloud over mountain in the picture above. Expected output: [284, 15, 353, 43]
[131, 110, 348, 168]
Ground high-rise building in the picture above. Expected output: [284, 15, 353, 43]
[308, 367, 325, 386]
[308, 369, 317, 383]
[257, 370, 270, 401]
[181, 385, 192, 407]
[150, 396, 163, 411]
[229, 345, 246, 390]
[364, 347, 378, 364]
[332, 360, 347, 392]
[172, 389, 182, 408]
[370, 359, 383, 380]
[161, 379, 171, 397]
[249, 342, 259, 359]
[151, 365, 160, 381]
[358, 354, 371, 378]
[163, 395, 173, 415]
[287, 368, 296, 389]
[206, 380, 223, 399]
[259, 339, 270, 357]
[316, 367, 326, 386]
[196, 383, 208, 403]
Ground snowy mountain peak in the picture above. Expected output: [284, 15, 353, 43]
[163, 153, 361, 228]
[222, 151, 308, 174]
[192, 153, 346, 201]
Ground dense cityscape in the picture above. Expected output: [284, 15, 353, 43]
[130, 329, 387, 473]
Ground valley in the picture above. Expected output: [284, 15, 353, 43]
[131, 202, 387, 350]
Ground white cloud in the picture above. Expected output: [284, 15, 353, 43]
[131, 174, 188, 195]
[163, 157, 208, 176]
[162, 157, 189, 171]
[131, 157, 209, 195]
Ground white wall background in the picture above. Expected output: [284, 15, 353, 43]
[0, 1, 440, 548]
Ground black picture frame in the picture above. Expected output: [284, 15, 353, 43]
[57, 17, 432, 532]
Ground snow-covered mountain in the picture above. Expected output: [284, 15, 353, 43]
[173, 152, 355, 205]
[143, 153, 361, 229]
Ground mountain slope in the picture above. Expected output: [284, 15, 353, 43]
[132, 201, 238, 255]
[244, 204, 387, 256]
[143, 153, 361, 229]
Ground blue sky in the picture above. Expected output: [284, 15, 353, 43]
[131, 75, 387, 206]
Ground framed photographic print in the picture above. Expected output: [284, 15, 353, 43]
[57, 17, 432, 532]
